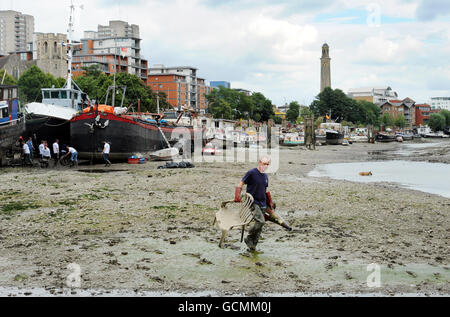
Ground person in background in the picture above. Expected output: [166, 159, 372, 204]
[102, 141, 112, 167]
[52, 139, 60, 167]
[62, 145, 78, 167]
[22, 140, 32, 166]
[26, 137, 35, 161]
[41, 143, 51, 168]
[38, 140, 45, 159]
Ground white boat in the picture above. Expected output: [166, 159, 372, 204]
[24, 2, 89, 145]
[149, 147, 180, 161]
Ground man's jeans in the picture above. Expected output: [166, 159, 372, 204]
[246, 203, 266, 248]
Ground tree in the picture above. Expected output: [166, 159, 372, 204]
[0, 70, 17, 85]
[394, 115, 406, 129]
[382, 113, 394, 127]
[310, 87, 357, 122]
[273, 116, 282, 124]
[251, 92, 274, 122]
[74, 70, 161, 113]
[439, 109, 450, 127]
[286, 101, 300, 123]
[209, 98, 232, 119]
[17, 66, 54, 102]
[429, 113, 446, 132]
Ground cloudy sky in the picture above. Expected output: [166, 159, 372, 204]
[2, 0, 449, 106]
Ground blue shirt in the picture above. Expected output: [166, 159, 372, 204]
[242, 168, 268, 207]
[26, 140, 34, 151]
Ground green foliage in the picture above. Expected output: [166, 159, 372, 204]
[429, 113, 446, 131]
[209, 98, 232, 119]
[273, 116, 282, 124]
[286, 101, 300, 123]
[17, 66, 51, 102]
[310, 87, 381, 125]
[205, 87, 274, 122]
[340, 120, 353, 127]
[74, 69, 161, 113]
[382, 113, 394, 127]
[439, 109, 450, 126]
[250, 92, 274, 122]
[394, 115, 406, 128]
[0, 70, 17, 85]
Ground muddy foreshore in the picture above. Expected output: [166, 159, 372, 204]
[0, 139, 449, 297]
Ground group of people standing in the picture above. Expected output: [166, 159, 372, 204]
[20, 137, 78, 168]
[20, 137, 111, 168]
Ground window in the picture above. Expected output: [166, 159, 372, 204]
[43, 91, 50, 99]
[44, 41, 48, 54]
[60, 91, 67, 99]
[12, 88, 17, 99]
[1, 106, 8, 119]
[51, 91, 60, 99]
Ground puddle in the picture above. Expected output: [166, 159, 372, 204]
[393, 143, 445, 156]
[308, 160, 450, 198]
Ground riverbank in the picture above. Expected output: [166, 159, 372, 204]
[0, 139, 449, 296]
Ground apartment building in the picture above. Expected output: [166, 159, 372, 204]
[429, 97, 450, 111]
[415, 104, 432, 126]
[348, 86, 399, 105]
[148, 65, 213, 113]
[72, 20, 148, 80]
[380, 98, 416, 129]
[0, 10, 34, 55]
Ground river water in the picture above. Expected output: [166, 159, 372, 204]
[308, 160, 450, 198]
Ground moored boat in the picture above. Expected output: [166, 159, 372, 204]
[375, 133, 396, 142]
[0, 85, 25, 166]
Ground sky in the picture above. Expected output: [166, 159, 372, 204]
[2, 0, 450, 106]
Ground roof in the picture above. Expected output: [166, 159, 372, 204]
[348, 87, 393, 93]
[0, 55, 11, 69]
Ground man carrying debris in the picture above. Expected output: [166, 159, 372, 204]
[234, 156, 274, 251]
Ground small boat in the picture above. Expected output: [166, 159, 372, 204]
[397, 132, 414, 141]
[424, 132, 445, 138]
[350, 134, 369, 143]
[375, 133, 396, 142]
[149, 147, 180, 161]
[320, 122, 344, 145]
[282, 133, 304, 146]
[0, 84, 26, 166]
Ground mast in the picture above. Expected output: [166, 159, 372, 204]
[67, 0, 75, 91]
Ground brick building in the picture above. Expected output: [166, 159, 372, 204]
[415, 104, 431, 126]
[148, 65, 213, 113]
[380, 98, 416, 129]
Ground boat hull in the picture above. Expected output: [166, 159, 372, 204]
[0, 118, 26, 166]
[326, 131, 344, 145]
[70, 112, 199, 161]
[25, 114, 71, 145]
[375, 134, 396, 142]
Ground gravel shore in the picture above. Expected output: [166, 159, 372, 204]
[0, 139, 449, 296]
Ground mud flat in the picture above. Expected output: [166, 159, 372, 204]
[0, 140, 449, 296]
